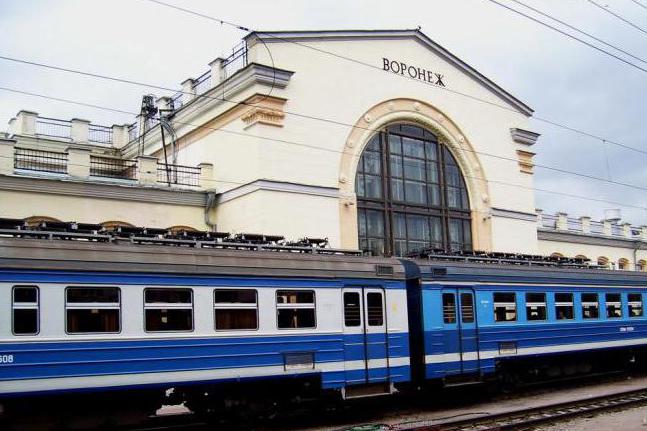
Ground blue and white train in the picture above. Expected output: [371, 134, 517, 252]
[1, 232, 647, 421]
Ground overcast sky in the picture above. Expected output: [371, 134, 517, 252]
[1, 0, 646, 224]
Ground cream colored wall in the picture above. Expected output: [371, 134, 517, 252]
[214, 189, 340, 244]
[0, 190, 207, 229]
[491, 218, 539, 254]
[538, 239, 647, 270]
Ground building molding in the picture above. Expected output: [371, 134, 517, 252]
[0, 174, 207, 207]
[217, 179, 340, 204]
[538, 229, 646, 249]
[247, 29, 533, 116]
[510, 128, 541, 146]
[491, 207, 537, 222]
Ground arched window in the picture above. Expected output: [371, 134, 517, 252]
[637, 259, 647, 272]
[355, 124, 471, 256]
[618, 258, 630, 271]
[597, 256, 610, 269]
[551, 252, 564, 258]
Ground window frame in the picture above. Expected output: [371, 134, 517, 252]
[605, 293, 623, 319]
[366, 291, 385, 327]
[12, 285, 40, 336]
[525, 292, 547, 322]
[275, 289, 317, 330]
[554, 292, 574, 321]
[442, 292, 457, 324]
[65, 286, 121, 335]
[581, 293, 600, 319]
[628, 293, 644, 318]
[213, 288, 259, 331]
[343, 291, 362, 327]
[143, 287, 194, 333]
[493, 292, 517, 323]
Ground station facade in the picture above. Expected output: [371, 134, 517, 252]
[1, 29, 645, 269]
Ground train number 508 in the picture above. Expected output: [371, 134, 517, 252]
[0, 354, 14, 364]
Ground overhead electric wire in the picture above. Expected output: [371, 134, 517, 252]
[508, 0, 647, 64]
[585, 0, 647, 36]
[4, 85, 647, 217]
[138, 0, 647, 158]
[631, 0, 647, 11]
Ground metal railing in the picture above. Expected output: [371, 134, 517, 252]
[540, 214, 557, 229]
[90, 156, 137, 180]
[590, 220, 605, 234]
[14, 148, 68, 174]
[222, 41, 248, 79]
[89, 124, 113, 145]
[128, 123, 138, 142]
[171, 92, 183, 110]
[35, 117, 72, 140]
[193, 71, 212, 96]
[157, 163, 201, 187]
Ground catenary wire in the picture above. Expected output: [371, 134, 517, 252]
[5, 84, 647, 197]
[631, 0, 647, 11]
[585, 0, 647, 36]
[138, 0, 647, 157]
[4, 86, 647, 215]
[508, 0, 647, 64]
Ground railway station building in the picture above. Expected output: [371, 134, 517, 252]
[1, 29, 645, 269]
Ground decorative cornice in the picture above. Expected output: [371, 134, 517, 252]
[218, 179, 339, 204]
[538, 229, 646, 248]
[247, 29, 534, 116]
[491, 207, 537, 222]
[510, 128, 541, 146]
[0, 174, 207, 207]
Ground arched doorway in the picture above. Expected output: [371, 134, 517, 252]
[355, 123, 472, 256]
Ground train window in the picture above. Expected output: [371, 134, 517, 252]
[581, 293, 599, 319]
[525, 293, 546, 321]
[628, 293, 643, 317]
[214, 289, 258, 330]
[493, 293, 516, 322]
[276, 290, 316, 329]
[442, 293, 456, 323]
[12, 286, 39, 335]
[367, 292, 384, 326]
[344, 292, 361, 327]
[144, 288, 193, 332]
[460, 293, 474, 323]
[555, 293, 574, 320]
[66, 287, 120, 334]
[606, 293, 622, 319]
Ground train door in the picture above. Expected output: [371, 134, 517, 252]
[440, 287, 480, 375]
[342, 287, 390, 385]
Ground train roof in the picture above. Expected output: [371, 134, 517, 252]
[0, 237, 406, 281]
[411, 259, 647, 286]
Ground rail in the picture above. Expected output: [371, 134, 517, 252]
[157, 163, 201, 187]
[35, 117, 72, 140]
[14, 147, 68, 174]
[88, 124, 113, 145]
[193, 71, 212, 96]
[89, 156, 137, 180]
[222, 40, 248, 79]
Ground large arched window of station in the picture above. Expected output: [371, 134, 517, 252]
[355, 123, 472, 256]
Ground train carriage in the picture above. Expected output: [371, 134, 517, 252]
[0, 237, 411, 411]
[409, 260, 647, 385]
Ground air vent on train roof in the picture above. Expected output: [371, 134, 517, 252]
[375, 265, 394, 276]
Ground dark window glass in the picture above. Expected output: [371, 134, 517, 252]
[582, 293, 599, 319]
[442, 293, 456, 323]
[277, 290, 316, 329]
[526, 292, 547, 321]
[145, 288, 193, 332]
[606, 293, 622, 318]
[214, 289, 258, 330]
[344, 292, 361, 327]
[355, 125, 471, 257]
[628, 293, 643, 317]
[460, 292, 474, 323]
[494, 292, 516, 322]
[12, 286, 39, 335]
[66, 287, 120, 334]
[555, 293, 574, 320]
[367, 292, 384, 326]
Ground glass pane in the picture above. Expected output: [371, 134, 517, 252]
[145, 309, 193, 331]
[145, 289, 192, 304]
[629, 293, 643, 317]
[391, 178, 404, 201]
[14, 287, 37, 303]
[426, 160, 439, 183]
[367, 238, 385, 256]
[358, 209, 367, 237]
[582, 293, 599, 319]
[402, 137, 425, 158]
[407, 215, 430, 241]
[366, 210, 385, 237]
[430, 217, 443, 246]
[215, 289, 256, 304]
[449, 218, 463, 250]
[13, 309, 38, 335]
[363, 175, 382, 199]
[278, 309, 315, 329]
[446, 187, 462, 209]
[366, 135, 381, 152]
[216, 309, 258, 330]
[606, 293, 622, 318]
[461, 293, 474, 323]
[367, 292, 384, 326]
[401, 124, 425, 138]
[425, 141, 438, 160]
[428, 184, 441, 206]
[393, 239, 408, 257]
[392, 213, 406, 239]
[388, 134, 401, 154]
[403, 157, 425, 181]
[390, 155, 403, 178]
[442, 293, 456, 323]
[526, 292, 547, 321]
[445, 164, 461, 187]
[277, 290, 315, 304]
[344, 292, 361, 327]
[356, 174, 365, 197]
[363, 152, 381, 175]
[67, 287, 119, 303]
[405, 181, 427, 204]
[67, 309, 120, 333]
[494, 292, 516, 322]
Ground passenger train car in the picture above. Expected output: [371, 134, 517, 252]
[2, 228, 647, 424]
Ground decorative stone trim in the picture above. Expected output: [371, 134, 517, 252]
[510, 128, 540, 146]
[241, 95, 287, 129]
[516, 149, 535, 174]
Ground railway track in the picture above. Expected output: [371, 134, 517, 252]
[349, 387, 647, 431]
